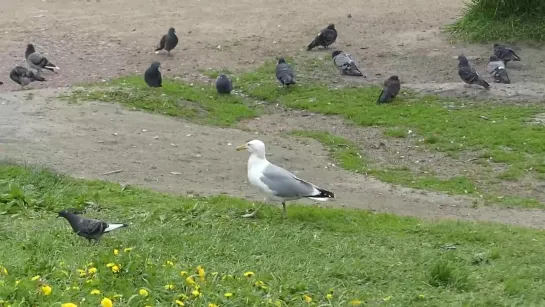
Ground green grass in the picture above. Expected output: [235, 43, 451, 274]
[66, 75, 259, 127]
[447, 0, 545, 42]
[2, 163, 545, 306]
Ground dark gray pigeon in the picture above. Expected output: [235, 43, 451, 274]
[155, 27, 179, 55]
[144, 61, 162, 87]
[216, 74, 233, 94]
[25, 43, 59, 75]
[275, 58, 296, 86]
[307, 24, 337, 51]
[493, 43, 521, 65]
[0, 81, 3, 85]
[57, 210, 128, 243]
[487, 55, 510, 84]
[458, 55, 490, 89]
[332, 50, 364, 77]
[10, 66, 46, 87]
[377, 75, 401, 104]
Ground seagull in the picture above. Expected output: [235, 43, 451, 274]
[57, 210, 128, 243]
[236, 140, 335, 218]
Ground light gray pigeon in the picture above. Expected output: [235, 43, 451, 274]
[331, 50, 364, 77]
[57, 210, 128, 243]
[10, 66, 46, 87]
[307, 24, 337, 51]
[377, 75, 401, 104]
[493, 43, 521, 65]
[155, 27, 179, 55]
[458, 55, 490, 89]
[275, 58, 296, 86]
[144, 61, 162, 87]
[487, 55, 510, 84]
[216, 74, 233, 94]
[25, 43, 59, 75]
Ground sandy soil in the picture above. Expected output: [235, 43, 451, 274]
[0, 0, 544, 227]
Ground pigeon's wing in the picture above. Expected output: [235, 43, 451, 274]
[78, 218, 107, 237]
[165, 34, 178, 51]
[333, 53, 349, 69]
[155, 34, 167, 51]
[322, 29, 337, 46]
[276, 63, 295, 85]
[388, 79, 401, 97]
[494, 67, 510, 84]
[506, 48, 521, 61]
[458, 66, 480, 84]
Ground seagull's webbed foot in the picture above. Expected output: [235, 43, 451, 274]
[242, 204, 264, 218]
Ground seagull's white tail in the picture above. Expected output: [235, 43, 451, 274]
[104, 223, 128, 232]
[307, 187, 335, 201]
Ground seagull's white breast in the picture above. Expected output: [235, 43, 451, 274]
[247, 155, 274, 195]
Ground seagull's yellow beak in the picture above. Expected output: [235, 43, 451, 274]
[236, 144, 248, 151]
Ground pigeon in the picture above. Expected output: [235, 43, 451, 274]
[144, 61, 162, 87]
[377, 75, 401, 104]
[332, 50, 364, 77]
[493, 43, 521, 65]
[216, 74, 233, 94]
[0, 81, 3, 85]
[457, 55, 490, 90]
[275, 58, 296, 87]
[487, 55, 510, 84]
[25, 43, 60, 75]
[307, 24, 337, 51]
[9, 66, 46, 87]
[155, 27, 179, 55]
[57, 210, 128, 243]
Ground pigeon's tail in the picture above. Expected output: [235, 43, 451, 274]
[279, 74, 296, 86]
[154, 46, 164, 52]
[494, 68, 510, 84]
[377, 89, 392, 104]
[104, 223, 128, 233]
[307, 39, 318, 51]
[307, 187, 335, 201]
[478, 78, 491, 89]
[511, 51, 521, 61]
[346, 63, 364, 77]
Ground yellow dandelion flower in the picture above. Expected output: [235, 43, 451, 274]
[302, 295, 312, 303]
[90, 289, 101, 295]
[418, 294, 426, 300]
[101, 298, 113, 307]
[179, 271, 188, 276]
[197, 266, 205, 281]
[77, 269, 86, 277]
[185, 276, 196, 286]
[61, 303, 78, 307]
[349, 300, 362, 306]
[113, 249, 119, 256]
[31, 275, 41, 281]
[15, 280, 20, 285]
[178, 294, 189, 300]
[224, 292, 233, 298]
[175, 301, 185, 306]
[41, 285, 52, 296]
[85, 280, 92, 284]
[111, 265, 120, 273]
[139, 288, 149, 297]
[72, 286, 80, 290]
[254, 280, 268, 289]
[164, 284, 175, 290]
[192, 289, 201, 297]
[0, 266, 7, 275]
[243, 271, 254, 277]
[208, 304, 218, 307]
[166, 260, 174, 266]
[326, 293, 333, 300]
[124, 247, 133, 252]
[106, 263, 116, 268]
[88, 267, 97, 274]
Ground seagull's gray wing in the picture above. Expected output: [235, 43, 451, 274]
[260, 163, 316, 198]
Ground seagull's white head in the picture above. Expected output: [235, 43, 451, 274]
[236, 139, 266, 158]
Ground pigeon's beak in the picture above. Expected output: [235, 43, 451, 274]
[236, 144, 248, 151]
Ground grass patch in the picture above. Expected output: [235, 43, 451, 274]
[447, 0, 545, 42]
[66, 75, 259, 127]
[2, 163, 545, 305]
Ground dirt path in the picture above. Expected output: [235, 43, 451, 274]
[1, 90, 545, 228]
[0, 0, 544, 100]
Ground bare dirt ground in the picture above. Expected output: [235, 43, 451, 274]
[0, 0, 544, 227]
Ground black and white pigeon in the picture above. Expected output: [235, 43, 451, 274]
[57, 210, 128, 243]
[144, 61, 162, 87]
[493, 43, 521, 65]
[10, 66, 46, 87]
[487, 55, 510, 84]
[155, 27, 179, 55]
[25, 43, 60, 75]
[377, 75, 401, 104]
[216, 74, 233, 94]
[332, 50, 364, 77]
[457, 55, 490, 90]
[307, 24, 337, 51]
[275, 58, 296, 87]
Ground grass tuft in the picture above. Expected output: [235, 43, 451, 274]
[2, 162, 545, 305]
